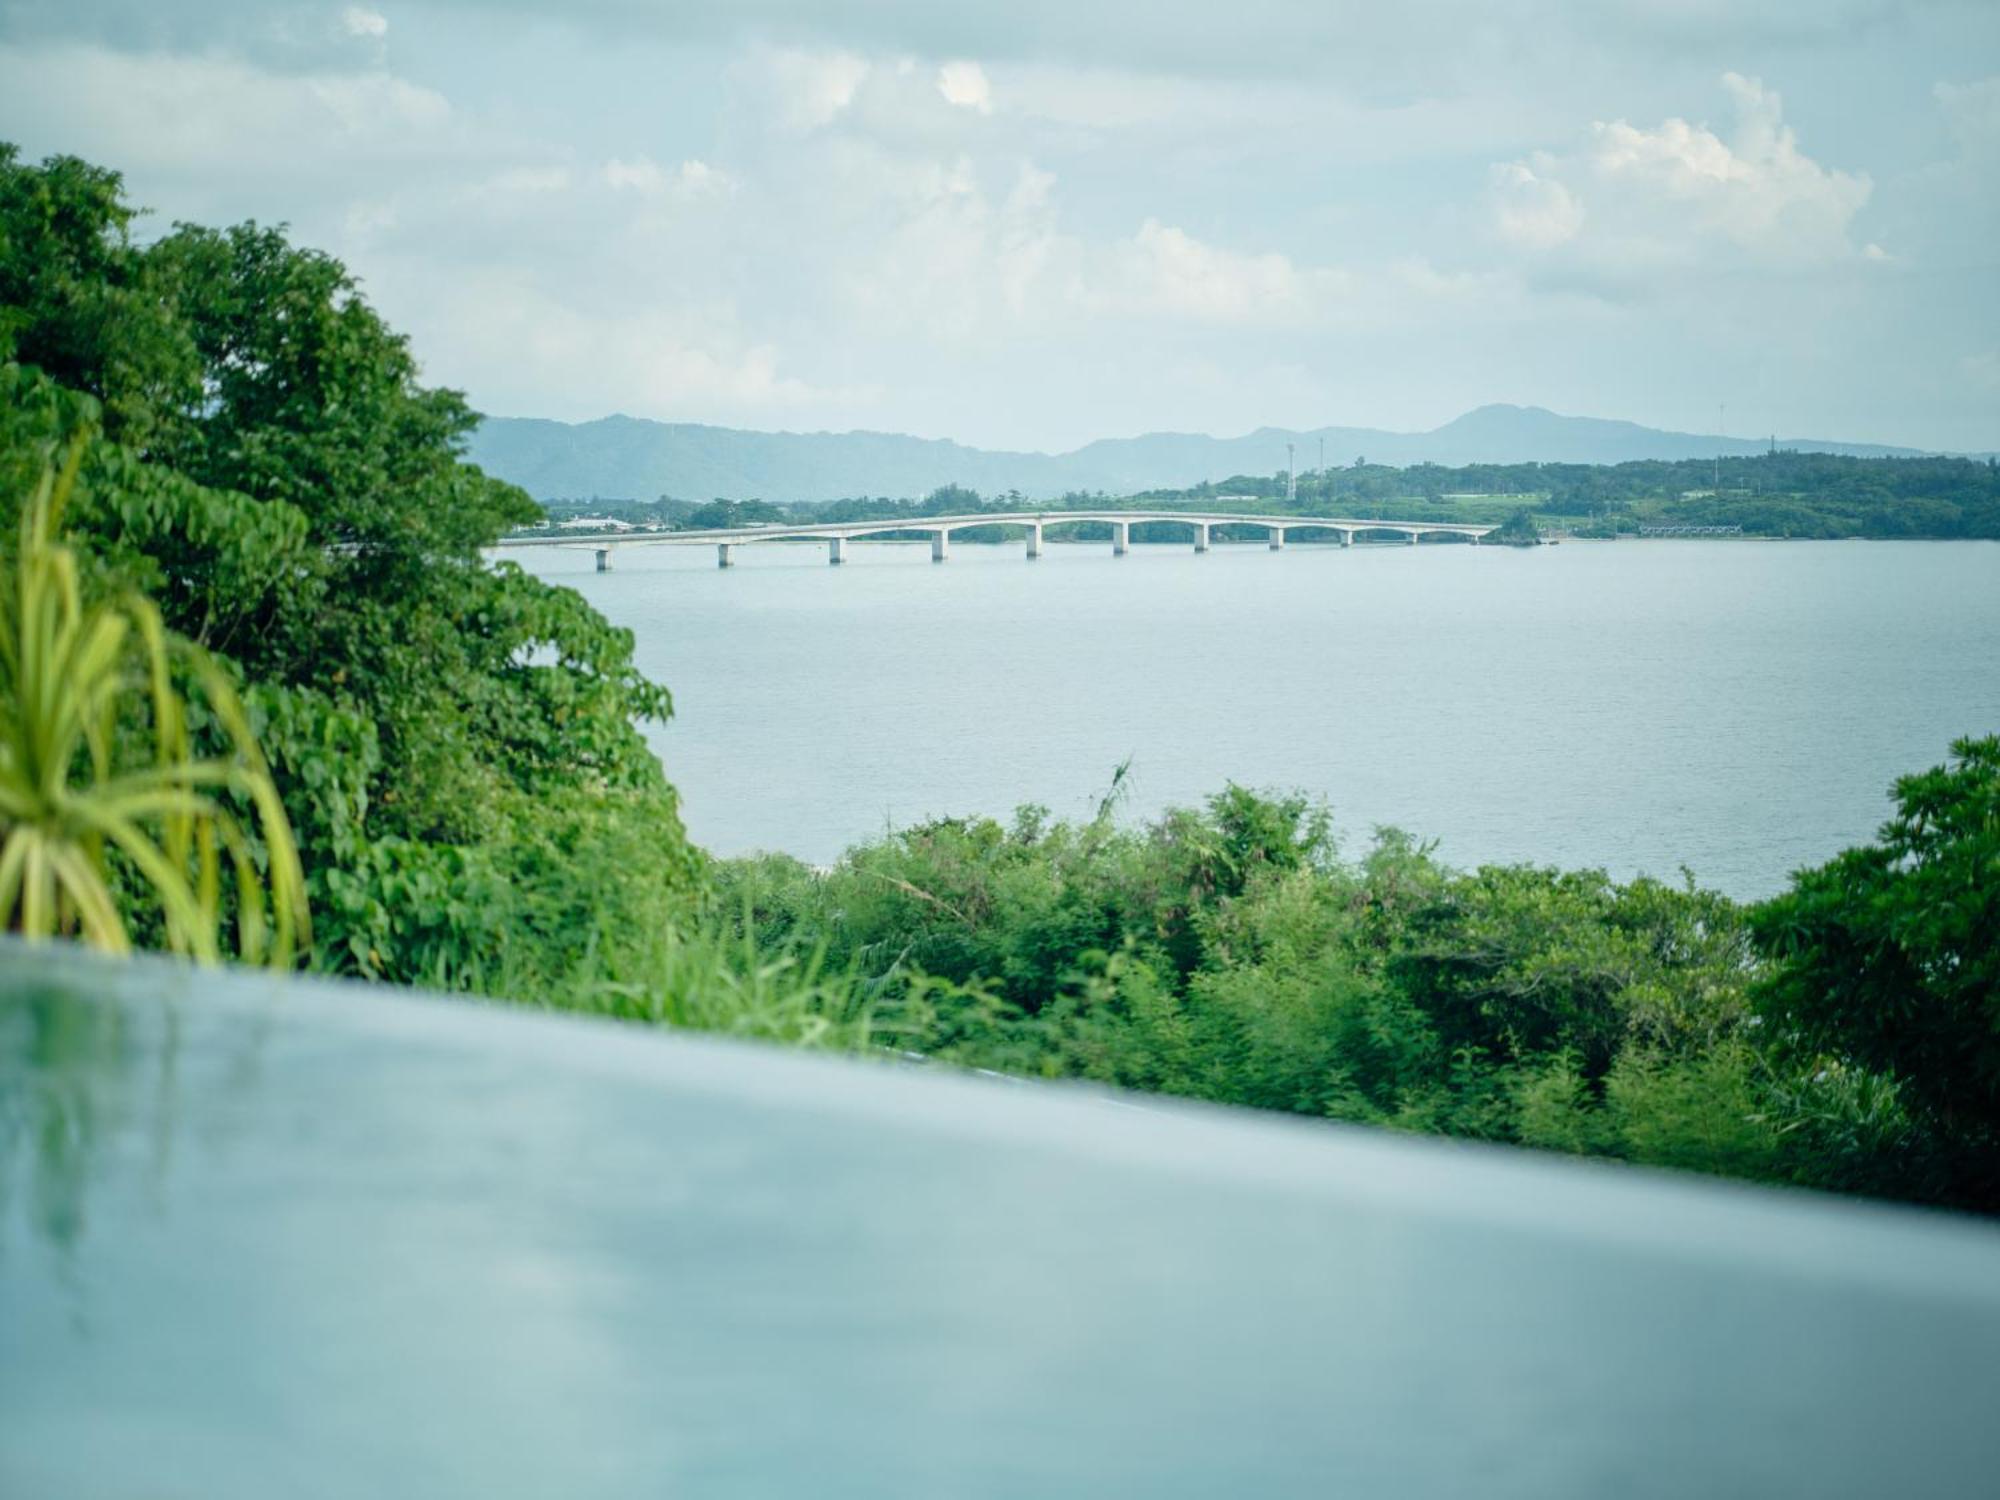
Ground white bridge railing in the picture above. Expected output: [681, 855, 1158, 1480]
[498, 510, 1499, 570]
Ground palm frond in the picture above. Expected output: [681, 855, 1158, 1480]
[0, 440, 310, 965]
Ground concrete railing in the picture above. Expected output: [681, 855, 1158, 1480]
[5, 941, 1995, 1497]
[498, 511, 1497, 569]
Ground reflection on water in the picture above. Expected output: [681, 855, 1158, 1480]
[6, 941, 2000, 1497]
[0, 981, 139, 1256]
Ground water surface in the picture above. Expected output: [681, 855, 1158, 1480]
[517, 538, 2000, 896]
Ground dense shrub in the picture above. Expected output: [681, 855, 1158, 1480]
[715, 776, 1974, 1207]
[1751, 735, 2000, 1206]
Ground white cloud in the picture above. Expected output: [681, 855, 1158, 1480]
[603, 156, 733, 199]
[10, 20, 1992, 451]
[937, 60, 993, 113]
[0, 44, 456, 186]
[766, 47, 871, 130]
[822, 148, 1494, 343]
[602, 157, 663, 194]
[341, 7, 389, 40]
[815, 151, 1310, 340]
[676, 159, 730, 196]
[1110, 220, 1307, 324]
[416, 267, 869, 421]
[97, 0, 1929, 91]
[487, 165, 571, 195]
[1488, 160, 1586, 249]
[1489, 73, 1872, 269]
[1880, 74, 2000, 275]
[1935, 76, 2000, 149]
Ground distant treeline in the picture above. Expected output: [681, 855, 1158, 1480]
[534, 451, 2000, 541]
[536, 484, 1086, 532]
[1184, 451, 2000, 540]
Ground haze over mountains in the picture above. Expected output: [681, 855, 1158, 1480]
[467, 404, 1956, 504]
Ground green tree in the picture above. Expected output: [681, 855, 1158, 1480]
[683, 498, 788, 529]
[1, 145, 699, 987]
[1750, 736, 2000, 1204]
[0, 146, 198, 448]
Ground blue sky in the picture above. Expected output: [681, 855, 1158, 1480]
[2, 1, 1996, 451]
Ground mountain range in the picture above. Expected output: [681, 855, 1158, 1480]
[466, 403, 1955, 504]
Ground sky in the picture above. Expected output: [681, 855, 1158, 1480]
[1, 1, 1996, 453]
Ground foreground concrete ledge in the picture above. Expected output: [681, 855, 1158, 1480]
[4, 939, 1997, 1499]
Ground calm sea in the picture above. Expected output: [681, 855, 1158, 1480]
[514, 537, 2000, 898]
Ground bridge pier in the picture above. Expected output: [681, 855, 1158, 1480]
[510, 512, 1495, 572]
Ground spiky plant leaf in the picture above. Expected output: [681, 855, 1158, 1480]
[0, 441, 309, 964]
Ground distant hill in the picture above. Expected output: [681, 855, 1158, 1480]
[466, 404, 1951, 503]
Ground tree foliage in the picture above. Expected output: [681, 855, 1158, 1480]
[0, 143, 697, 988]
[1751, 736, 2000, 1201]
[714, 761, 1997, 1212]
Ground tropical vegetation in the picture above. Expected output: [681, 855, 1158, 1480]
[3, 143, 1994, 1213]
[712, 748, 1999, 1211]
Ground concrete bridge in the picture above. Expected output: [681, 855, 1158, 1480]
[499, 511, 1498, 570]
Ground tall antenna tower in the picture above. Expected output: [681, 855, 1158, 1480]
[1287, 443, 1297, 504]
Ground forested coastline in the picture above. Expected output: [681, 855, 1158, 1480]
[534, 449, 2000, 542]
[4, 145, 1995, 1215]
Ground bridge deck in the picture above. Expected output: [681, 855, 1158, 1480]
[501, 510, 1496, 549]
